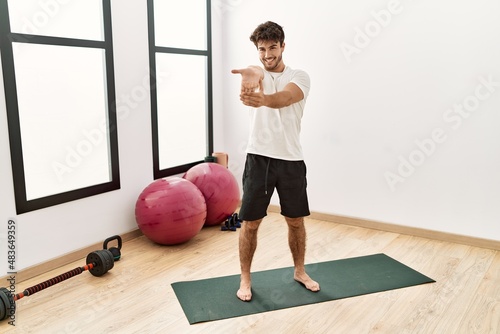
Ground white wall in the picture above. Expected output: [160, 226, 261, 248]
[220, 0, 500, 240]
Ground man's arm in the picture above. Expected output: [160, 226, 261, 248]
[239, 81, 304, 109]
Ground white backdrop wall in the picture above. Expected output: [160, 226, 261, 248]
[220, 0, 500, 241]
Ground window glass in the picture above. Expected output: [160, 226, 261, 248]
[13, 43, 111, 200]
[7, 0, 104, 41]
[156, 53, 207, 169]
[0, 0, 119, 213]
[149, 0, 212, 177]
[154, 0, 207, 50]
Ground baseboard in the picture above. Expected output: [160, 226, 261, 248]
[4, 208, 498, 285]
[1, 229, 143, 284]
[268, 205, 500, 251]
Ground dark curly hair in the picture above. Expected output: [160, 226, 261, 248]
[249, 21, 285, 48]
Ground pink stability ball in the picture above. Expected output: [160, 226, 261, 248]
[135, 177, 207, 245]
[183, 163, 240, 226]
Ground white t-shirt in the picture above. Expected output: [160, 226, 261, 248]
[246, 66, 310, 161]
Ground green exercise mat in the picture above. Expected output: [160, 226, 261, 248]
[171, 253, 435, 324]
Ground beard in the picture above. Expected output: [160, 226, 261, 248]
[261, 54, 283, 72]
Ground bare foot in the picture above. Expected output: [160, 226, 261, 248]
[294, 271, 320, 292]
[237, 279, 252, 301]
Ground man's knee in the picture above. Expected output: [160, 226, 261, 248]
[285, 216, 304, 228]
[244, 219, 262, 231]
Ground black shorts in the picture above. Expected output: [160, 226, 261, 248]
[239, 154, 310, 221]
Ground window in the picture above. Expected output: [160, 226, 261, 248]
[0, 0, 120, 214]
[147, 0, 213, 178]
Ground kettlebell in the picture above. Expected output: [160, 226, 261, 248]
[103, 235, 122, 261]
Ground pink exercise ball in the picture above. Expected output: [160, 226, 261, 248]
[183, 163, 240, 226]
[135, 177, 207, 245]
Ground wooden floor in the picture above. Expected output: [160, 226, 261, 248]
[1, 212, 499, 333]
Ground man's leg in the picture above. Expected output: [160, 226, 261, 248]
[285, 216, 320, 292]
[237, 219, 262, 301]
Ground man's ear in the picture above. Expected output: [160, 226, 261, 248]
[281, 42, 286, 51]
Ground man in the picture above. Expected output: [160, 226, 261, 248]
[232, 21, 320, 302]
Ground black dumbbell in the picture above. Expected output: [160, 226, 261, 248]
[0, 235, 122, 321]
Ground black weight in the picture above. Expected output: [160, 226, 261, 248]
[232, 213, 242, 228]
[102, 249, 114, 270]
[0, 287, 15, 321]
[0, 288, 8, 320]
[108, 247, 121, 261]
[0, 236, 120, 323]
[86, 249, 114, 277]
[103, 235, 122, 261]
